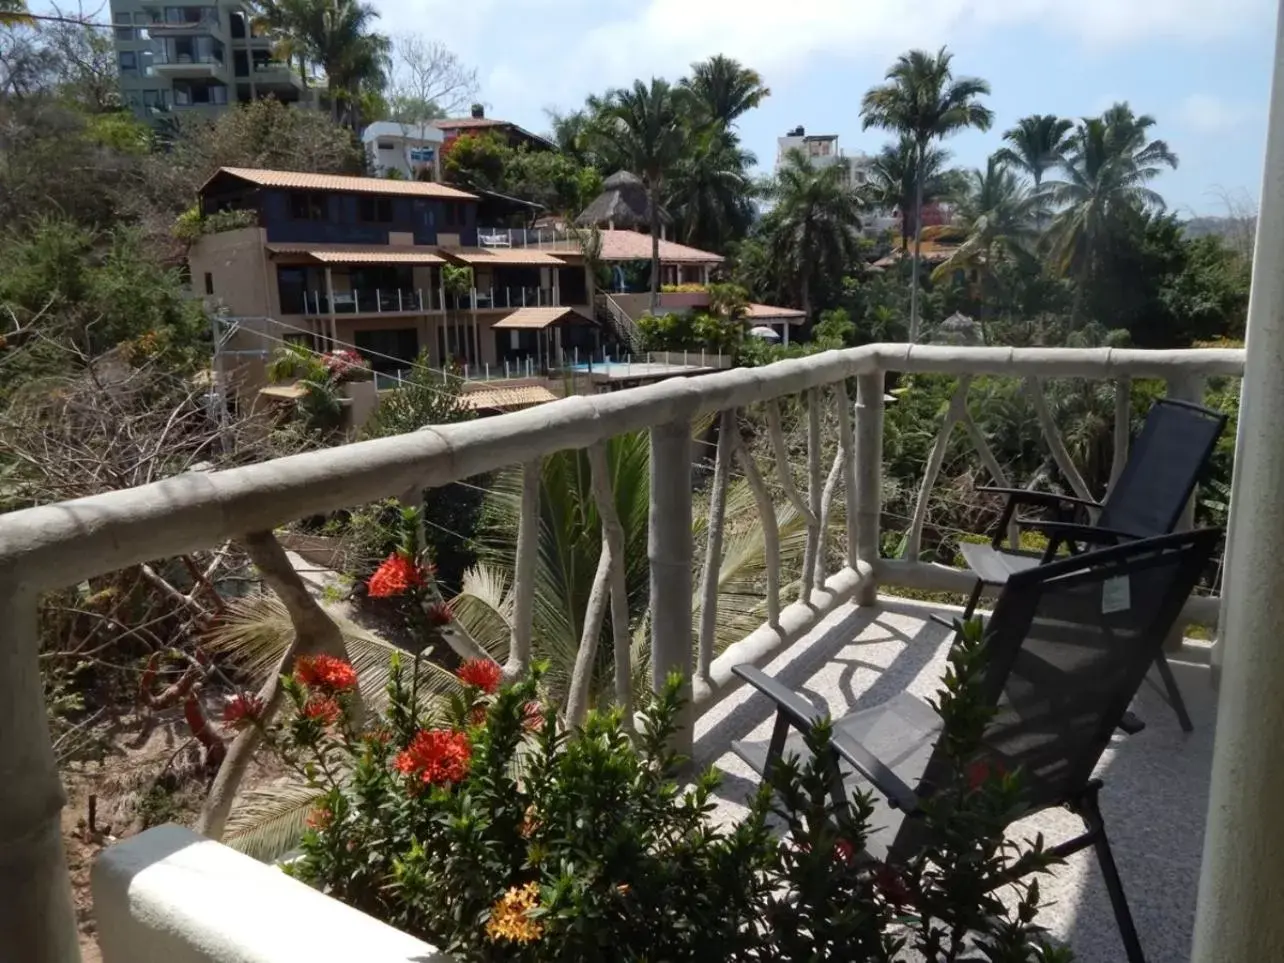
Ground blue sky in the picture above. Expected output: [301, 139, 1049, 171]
[379, 0, 1279, 216]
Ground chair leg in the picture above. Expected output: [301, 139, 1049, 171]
[962, 578, 984, 621]
[1152, 652, 1194, 733]
[1081, 791, 1147, 963]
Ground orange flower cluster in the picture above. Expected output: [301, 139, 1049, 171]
[394, 728, 472, 786]
[485, 881, 544, 944]
[295, 654, 358, 692]
[306, 806, 333, 831]
[457, 658, 502, 695]
[221, 692, 264, 730]
[303, 695, 342, 726]
[367, 552, 427, 598]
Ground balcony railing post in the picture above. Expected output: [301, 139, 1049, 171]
[0, 580, 80, 963]
[854, 371, 884, 605]
[398, 289, 403, 312]
[649, 419, 694, 752]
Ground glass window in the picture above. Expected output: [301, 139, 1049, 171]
[173, 85, 191, 106]
[119, 51, 137, 72]
[114, 11, 131, 22]
[115, 26, 134, 40]
[358, 195, 393, 223]
[133, 12, 150, 23]
[289, 192, 328, 221]
[210, 85, 227, 105]
[377, 140, 395, 151]
[204, 272, 214, 295]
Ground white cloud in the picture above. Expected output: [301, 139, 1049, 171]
[1179, 93, 1257, 133]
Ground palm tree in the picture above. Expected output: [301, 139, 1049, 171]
[450, 428, 826, 711]
[599, 79, 687, 313]
[679, 55, 770, 129]
[994, 114, 1073, 191]
[763, 149, 863, 319]
[666, 128, 755, 252]
[863, 136, 952, 252]
[861, 47, 993, 342]
[256, 0, 390, 129]
[928, 155, 1043, 335]
[1043, 103, 1178, 321]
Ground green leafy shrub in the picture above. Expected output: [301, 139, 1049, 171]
[263, 614, 1070, 962]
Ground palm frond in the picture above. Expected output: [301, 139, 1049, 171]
[223, 778, 323, 863]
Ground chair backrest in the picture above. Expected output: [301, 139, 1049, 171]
[914, 529, 1219, 819]
[1098, 399, 1227, 537]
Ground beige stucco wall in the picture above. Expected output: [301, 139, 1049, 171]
[188, 227, 278, 319]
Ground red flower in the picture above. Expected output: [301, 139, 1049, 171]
[522, 701, 545, 732]
[966, 758, 1005, 791]
[833, 837, 856, 864]
[873, 863, 911, 908]
[394, 728, 472, 786]
[303, 695, 342, 726]
[295, 654, 358, 692]
[457, 658, 502, 694]
[368, 553, 427, 598]
[306, 807, 333, 831]
[221, 692, 264, 730]
[425, 600, 454, 626]
[468, 704, 488, 727]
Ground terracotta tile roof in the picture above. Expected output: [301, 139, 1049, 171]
[434, 117, 508, 130]
[205, 167, 477, 200]
[596, 230, 723, 263]
[441, 247, 566, 266]
[460, 382, 559, 411]
[266, 244, 445, 264]
[745, 302, 806, 321]
[490, 307, 594, 330]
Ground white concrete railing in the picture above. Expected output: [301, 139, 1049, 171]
[0, 344, 1244, 962]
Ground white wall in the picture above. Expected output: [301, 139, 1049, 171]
[93, 824, 451, 963]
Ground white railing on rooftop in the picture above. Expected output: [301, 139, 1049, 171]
[0, 344, 1245, 962]
[476, 227, 583, 251]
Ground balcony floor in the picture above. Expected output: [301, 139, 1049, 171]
[694, 596, 1218, 963]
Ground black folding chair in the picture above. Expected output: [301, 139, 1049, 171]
[733, 529, 1221, 963]
[959, 397, 1226, 732]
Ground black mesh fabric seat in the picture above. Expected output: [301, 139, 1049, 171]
[733, 529, 1220, 963]
[959, 398, 1226, 732]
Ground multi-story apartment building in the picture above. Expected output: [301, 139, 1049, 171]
[189, 167, 731, 402]
[110, 0, 312, 122]
[775, 126, 872, 190]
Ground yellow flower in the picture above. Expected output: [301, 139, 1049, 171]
[485, 881, 543, 944]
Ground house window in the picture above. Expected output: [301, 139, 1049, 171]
[204, 272, 214, 295]
[353, 328, 419, 375]
[119, 51, 137, 74]
[443, 201, 462, 228]
[289, 192, 328, 221]
[358, 195, 393, 223]
[377, 140, 395, 151]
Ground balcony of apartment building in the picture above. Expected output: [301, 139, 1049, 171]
[141, 4, 223, 36]
[230, 48, 306, 103]
[277, 263, 446, 320]
[151, 35, 226, 80]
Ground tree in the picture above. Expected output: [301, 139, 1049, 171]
[679, 54, 769, 129]
[253, 0, 390, 129]
[383, 33, 476, 170]
[863, 136, 953, 251]
[599, 79, 687, 313]
[761, 149, 863, 319]
[1043, 103, 1178, 321]
[861, 46, 993, 342]
[666, 128, 755, 252]
[994, 114, 1073, 191]
[928, 155, 1043, 330]
[442, 130, 508, 190]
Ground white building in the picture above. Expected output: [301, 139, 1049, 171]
[362, 120, 444, 181]
[775, 126, 871, 191]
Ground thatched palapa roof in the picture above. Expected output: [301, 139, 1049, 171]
[575, 171, 670, 229]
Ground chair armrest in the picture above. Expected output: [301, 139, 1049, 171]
[976, 487, 1102, 513]
[733, 664, 921, 812]
[1015, 518, 1142, 545]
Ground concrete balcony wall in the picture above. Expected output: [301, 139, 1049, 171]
[93, 824, 449, 963]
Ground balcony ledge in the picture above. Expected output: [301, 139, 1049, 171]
[93, 823, 449, 963]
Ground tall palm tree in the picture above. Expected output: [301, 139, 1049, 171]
[928, 155, 1043, 334]
[863, 136, 951, 252]
[763, 148, 863, 319]
[861, 47, 993, 342]
[1043, 103, 1178, 321]
[994, 114, 1073, 191]
[599, 79, 687, 313]
[666, 128, 756, 252]
[679, 55, 770, 129]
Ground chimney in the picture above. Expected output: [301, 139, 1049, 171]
[470, 103, 485, 119]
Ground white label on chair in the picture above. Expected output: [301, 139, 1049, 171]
[1103, 576, 1131, 614]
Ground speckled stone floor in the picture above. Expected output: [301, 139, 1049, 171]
[693, 596, 1218, 963]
